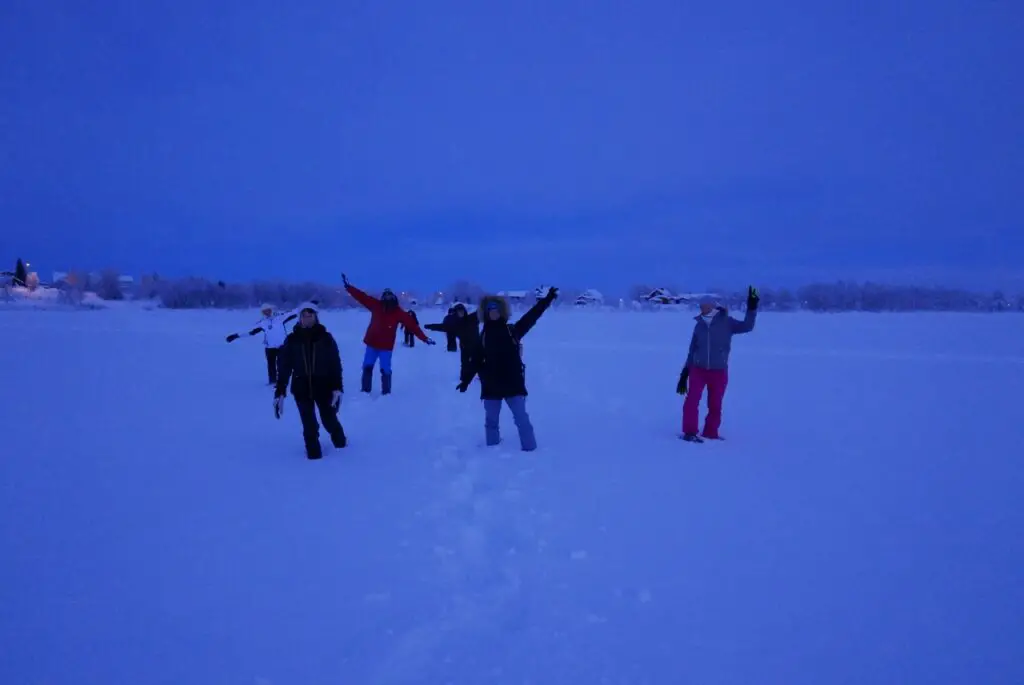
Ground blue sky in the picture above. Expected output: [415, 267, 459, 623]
[2, 0, 1022, 294]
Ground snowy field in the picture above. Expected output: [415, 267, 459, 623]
[1, 305, 1022, 685]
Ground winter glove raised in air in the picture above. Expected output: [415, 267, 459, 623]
[543, 286, 559, 302]
[273, 396, 285, 418]
[331, 391, 342, 410]
[226, 333, 240, 342]
[676, 367, 689, 395]
[747, 285, 760, 310]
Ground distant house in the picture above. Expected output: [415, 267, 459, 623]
[53, 271, 69, 284]
[643, 287, 686, 305]
[574, 289, 604, 306]
[497, 290, 530, 304]
[676, 291, 722, 304]
[118, 275, 135, 295]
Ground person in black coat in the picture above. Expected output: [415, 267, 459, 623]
[401, 309, 421, 347]
[425, 303, 480, 377]
[432, 307, 458, 351]
[457, 288, 557, 451]
[273, 302, 347, 459]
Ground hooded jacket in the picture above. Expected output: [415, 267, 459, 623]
[346, 284, 428, 351]
[461, 294, 552, 399]
[685, 306, 757, 371]
[275, 320, 344, 399]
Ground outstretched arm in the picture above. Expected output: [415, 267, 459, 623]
[399, 310, 431, 343]
[345, 283, 379, 310]
[425, 314, 456, 333]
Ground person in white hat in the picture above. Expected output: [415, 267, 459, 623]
[273, 302, 347, 459]
[676, 287, 759, 443]
[225, 303, 298, 385]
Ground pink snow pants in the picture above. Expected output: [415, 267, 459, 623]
[682, 366, 729, 438]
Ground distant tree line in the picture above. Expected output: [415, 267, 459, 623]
[701, 281, 1024, 312]
[17, 266, 1024, 312]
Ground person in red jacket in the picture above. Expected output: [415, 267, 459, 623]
[343, 273, 435, 394]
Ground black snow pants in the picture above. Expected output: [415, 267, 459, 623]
[265, 347, 279, 383]
[295, 391, 346, 459]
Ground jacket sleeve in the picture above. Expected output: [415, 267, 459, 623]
[345, 284, 379, 311]
[282, 313, 297, 325]
[275, 338, 294, 395]
[685, 328, 698, 368]
[425, 314, 455, 333]
[729, 307, 757, 334]
[460, 338, 481, 385]
[511, 297, 553, 339]
[399, 310, 431, 342]
[326, 334, 344, 393]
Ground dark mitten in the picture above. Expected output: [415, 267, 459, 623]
[544, 286, 559, 302]
[456, 381, 469, 393]
[226, 333, 240, 342]
[676, 367, 689, 395]
[747, 285, 760, 310]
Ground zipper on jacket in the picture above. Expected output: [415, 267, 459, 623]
[706, 318, 712, 368]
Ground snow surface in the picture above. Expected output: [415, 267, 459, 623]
[1, 306, 1022, 685]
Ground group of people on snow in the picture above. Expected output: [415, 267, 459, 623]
[225, 279, 760, 459]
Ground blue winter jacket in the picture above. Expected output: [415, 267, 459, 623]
[685, 307, 757, 370]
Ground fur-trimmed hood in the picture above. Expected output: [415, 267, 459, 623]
[478, 294, 510, 321]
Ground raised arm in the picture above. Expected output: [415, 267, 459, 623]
[729, 308, 757, 334]
[345, 283, 379, 310]
[729, 286, 760, 334]
[511, 288, 558, 339]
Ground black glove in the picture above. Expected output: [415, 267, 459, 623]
[676, 367, 689, 395]
[747, 285, 760, 310]
[226, 333, 240, 342]
[456, 381, 469, 393]
[341, 273, 350, 287]
[543, 286, 559, 302]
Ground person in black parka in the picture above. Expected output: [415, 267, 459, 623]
[432, 307, 459, 351]
[273, 302, 347, 459]
[401, 309, 421, 347]
[425, 302, 480, 377]
[457, 288, 557, 451]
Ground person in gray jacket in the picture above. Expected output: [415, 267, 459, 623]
[677, 286, 759, 442]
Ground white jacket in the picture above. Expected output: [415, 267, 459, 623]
[254, 311, 296, 348]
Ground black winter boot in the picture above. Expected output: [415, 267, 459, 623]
[361, 366, 373, 393]
[381, 372, 392, 395]
[306, 440, 323, 459]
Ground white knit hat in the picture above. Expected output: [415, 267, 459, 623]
[260, 302, 274, 312]
[297, 301, 319, 314]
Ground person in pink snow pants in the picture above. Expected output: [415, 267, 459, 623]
[676, 286, 759, 443]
